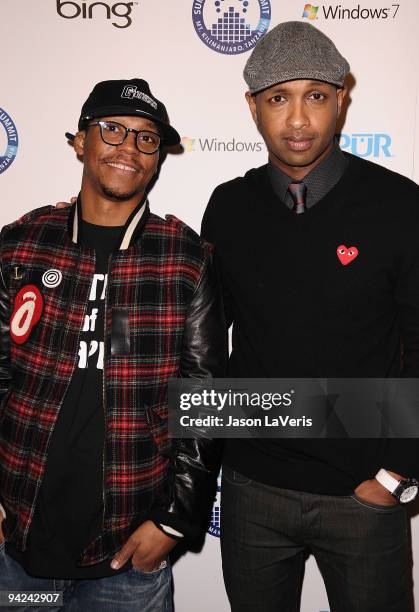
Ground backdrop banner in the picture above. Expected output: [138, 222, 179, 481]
[2, 1, 419, 611]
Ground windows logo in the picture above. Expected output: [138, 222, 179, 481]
[192, 0, 271, 55]
[302, 4, 319, 19]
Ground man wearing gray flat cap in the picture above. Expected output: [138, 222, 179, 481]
[202, 20, 419, 612]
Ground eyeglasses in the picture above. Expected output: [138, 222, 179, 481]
[88, 120, 161, 154]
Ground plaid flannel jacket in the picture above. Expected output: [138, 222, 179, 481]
[0, 201, 224, 565]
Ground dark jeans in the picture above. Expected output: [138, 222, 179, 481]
[221, 465, 413, 612]
[0, 540, 172, 611]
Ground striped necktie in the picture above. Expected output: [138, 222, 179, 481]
[288, 182, 307, 215]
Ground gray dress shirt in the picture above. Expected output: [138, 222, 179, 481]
[267, 140, 348, 209]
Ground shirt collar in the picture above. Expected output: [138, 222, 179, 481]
[70, 195, 149, 250]
[268, 139, 348, 209]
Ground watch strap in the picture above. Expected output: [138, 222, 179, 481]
[375, 468, 399, 494]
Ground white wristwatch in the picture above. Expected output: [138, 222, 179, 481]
[375, 468, 419, 504]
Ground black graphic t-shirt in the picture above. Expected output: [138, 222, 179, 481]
[7, 220, 129, 579]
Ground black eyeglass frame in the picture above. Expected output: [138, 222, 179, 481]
[88, 120, 162, 155]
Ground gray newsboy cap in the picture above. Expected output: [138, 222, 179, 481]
[244, 21, 350, 93]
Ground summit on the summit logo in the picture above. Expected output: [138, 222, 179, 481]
[192, 0, 271, 55]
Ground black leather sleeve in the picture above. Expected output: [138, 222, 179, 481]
[0, 235, 11, 514]
[0, 255, 11, 405]
[150, 248, 228, 539]
[179, 249, 227, 380]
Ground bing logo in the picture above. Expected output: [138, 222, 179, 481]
[302, 3, 319, 19]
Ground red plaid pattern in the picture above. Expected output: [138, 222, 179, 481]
[0, 206, 209, 565]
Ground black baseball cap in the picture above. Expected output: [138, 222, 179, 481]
[66, 78, 180, 146]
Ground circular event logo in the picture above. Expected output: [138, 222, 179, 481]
[207, 469, 222, 537]
[193, 0, 271, 55]
[0, 108, 18, 175]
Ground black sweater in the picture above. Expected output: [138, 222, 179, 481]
[201, 153, 419, 494]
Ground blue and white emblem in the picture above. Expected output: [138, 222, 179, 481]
[192, 0, 271, 55]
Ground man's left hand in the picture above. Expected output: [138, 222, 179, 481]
[55, 197, 76, 209]
[354, 471, 402, 506]
[111, 520, 177, 572]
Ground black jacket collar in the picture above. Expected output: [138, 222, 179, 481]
[68, 195, 150, 250]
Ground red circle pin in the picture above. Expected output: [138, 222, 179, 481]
[10, 285, 43, 345]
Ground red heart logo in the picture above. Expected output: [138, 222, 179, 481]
[337, 245, 359, 266]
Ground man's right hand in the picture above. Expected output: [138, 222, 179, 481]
[0, 518, 5, 545]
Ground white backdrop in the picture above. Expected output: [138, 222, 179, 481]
[1, 1, 419, 610]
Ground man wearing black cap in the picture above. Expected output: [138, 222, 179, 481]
[202, 21, 419, 612]
[0, 79, 225, 610]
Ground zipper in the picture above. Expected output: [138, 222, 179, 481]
[101, 253, 112, 533]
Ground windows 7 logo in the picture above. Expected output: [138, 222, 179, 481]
[181, 137, 196, 152]
[302, 3, 319, 19]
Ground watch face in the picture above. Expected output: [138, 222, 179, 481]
[400, 486, 418, 504]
